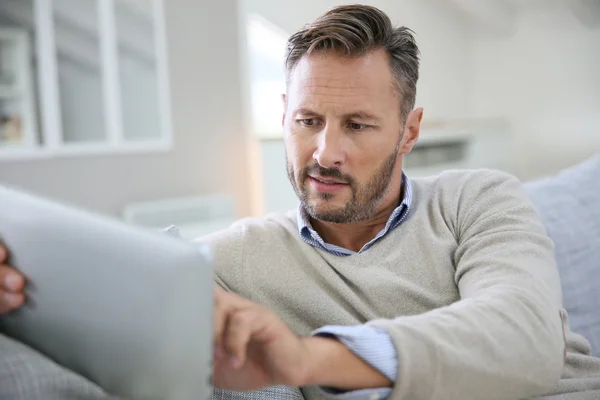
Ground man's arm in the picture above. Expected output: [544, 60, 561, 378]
[193, 224, 397, 397]
[311, 325, 397, 398]
[365, 171, 565, 400]
[301, 335, 392, 390]
[313, 325, 397, 380]
[211, 286, 392, 392]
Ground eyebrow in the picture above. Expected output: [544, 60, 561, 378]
[294, 108, 382, 123]
[344, 112, 382, 123]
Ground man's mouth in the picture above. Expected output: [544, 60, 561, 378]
[308, 176, 348, 185]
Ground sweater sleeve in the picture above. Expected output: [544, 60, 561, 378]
[192, 220, 247, 294]
[367, 170, 566, 400]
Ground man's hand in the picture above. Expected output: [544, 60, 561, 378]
[212, 286, 310, 390]
[0, 244, 25, 314]
[212, 287, 392, 392]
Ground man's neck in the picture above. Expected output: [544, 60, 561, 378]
[310, 186, 404, 253]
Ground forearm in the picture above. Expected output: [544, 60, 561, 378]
[368, 289, 564, 400]
[300, 336, 393, 390]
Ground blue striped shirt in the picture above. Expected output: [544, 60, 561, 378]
[297, 172, 412, 399]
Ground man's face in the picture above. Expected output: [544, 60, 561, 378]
[283, 49, 409, 223]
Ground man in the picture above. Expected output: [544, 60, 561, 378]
[1, 4, 599, 400]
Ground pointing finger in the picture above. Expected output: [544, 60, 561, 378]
[213, 287, 229, 348]
[224, 309, 259, 368]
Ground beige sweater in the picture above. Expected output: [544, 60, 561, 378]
[197, 169, 600, 400]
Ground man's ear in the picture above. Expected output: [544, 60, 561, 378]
[281, 94, 287, 127]
[400, 107, 424, 154]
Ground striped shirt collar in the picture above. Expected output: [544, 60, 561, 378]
[297, 171, 413, 256]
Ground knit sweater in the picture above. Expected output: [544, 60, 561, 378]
[196, 169, 600, 400]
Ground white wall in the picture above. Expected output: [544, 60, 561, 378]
[471, 2, 600, 179]
[0, 0, 161, 142]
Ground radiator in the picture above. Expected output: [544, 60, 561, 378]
[122, 194, 236, 240]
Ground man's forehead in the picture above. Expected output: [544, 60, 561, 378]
[290, 51, 394, 90]
[287, 50, 398, 101]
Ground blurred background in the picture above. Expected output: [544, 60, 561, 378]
[0, 0, 598, 238]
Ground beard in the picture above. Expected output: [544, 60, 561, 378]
[286, 140, 401, 224]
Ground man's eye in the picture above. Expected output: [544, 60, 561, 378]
[348, 122, 368, 131]
[298, 119, 320, 127]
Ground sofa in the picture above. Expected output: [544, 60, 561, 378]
[524, 154, 600, 358]
[1, 154, 598, 400]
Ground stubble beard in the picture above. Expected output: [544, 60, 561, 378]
[286, 141, 401, 224]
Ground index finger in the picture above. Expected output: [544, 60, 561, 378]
[0, 244, 6, 263]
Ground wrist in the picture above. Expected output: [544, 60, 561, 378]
[298, 336, 344, 387]
[298, 335, 392, 390]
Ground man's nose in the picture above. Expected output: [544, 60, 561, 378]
[313, 124, 345, 168]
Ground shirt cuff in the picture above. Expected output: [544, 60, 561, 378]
[311, 325, 398, 399]
[312, 324, 398, 382]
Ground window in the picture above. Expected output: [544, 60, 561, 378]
[0, 0, 171, 160]
[0, 22, 37, 151]
[246, 13, 288, 139]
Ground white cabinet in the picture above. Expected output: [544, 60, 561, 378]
[0, 0, 172, 161]
[0, 28, 37, 151]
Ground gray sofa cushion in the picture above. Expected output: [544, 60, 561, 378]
[0, 333, 116, 400]
[524, 154, 600, 357]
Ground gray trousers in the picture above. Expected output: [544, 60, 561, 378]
[2, 333, 599, 400]
[0, 333, 303, 400]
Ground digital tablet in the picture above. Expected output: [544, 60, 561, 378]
[0, 184, 213, 400]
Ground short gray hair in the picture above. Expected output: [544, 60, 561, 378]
[284, 4, 420, 122]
